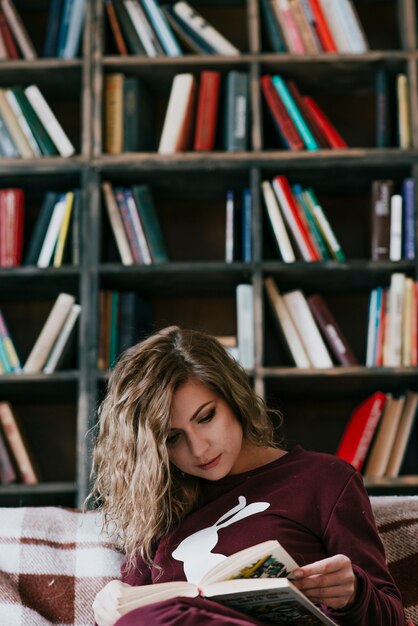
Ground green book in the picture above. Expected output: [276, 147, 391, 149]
[304, 188, 346, 261]
[292, 184, 330, 260]
[271, 75, 318, 151]
[132, 185, 168, 263]
[11, 87, 59, 156]
[224, 71, 249, 151]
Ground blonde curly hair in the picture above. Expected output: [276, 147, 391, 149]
[90, 326, 282, 573]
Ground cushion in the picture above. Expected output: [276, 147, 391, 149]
[0, 507, 124, 625]
[371, 495, 418, 624]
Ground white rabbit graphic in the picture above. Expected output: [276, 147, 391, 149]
[172, 496, 270, 584]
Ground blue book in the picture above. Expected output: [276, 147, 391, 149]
[0, 111, 19, 158]
[402, 178, 415, 260]
[241, 188, 252, 262]
[56, 0, 73, 57]
[140, 0, 182, 56]
[60, 0, 86, 58]
[271, 75, 318, 151]
[43, 0, 64, 57]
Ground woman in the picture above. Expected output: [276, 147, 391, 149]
[91, 326, 406, 626]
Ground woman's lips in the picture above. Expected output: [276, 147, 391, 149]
[198, 454, 221, 470]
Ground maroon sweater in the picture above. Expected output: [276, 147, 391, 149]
[122, 446, 406, 625]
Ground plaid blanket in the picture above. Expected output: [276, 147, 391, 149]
[0, 507, 124, 626]
[371, 496, 418, 625]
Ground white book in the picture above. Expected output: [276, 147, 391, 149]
[173, 1, 240, 55]
[336, 0, 369, 53]
[0, 0, 37, 60]
[318, 0, 350, 52]
[365, 288, 378, 367]
[124, 0, 160, 57]
[389, 194, 402, 262]
[24, 293, 76, 373]
[141, 0, 182, 56]
[43, 304, 81, 374]
[101, 182, 134, 266]
[383, 272, 406, 367]
[37, 194, 67, 268]
[158, 73, 196, 154]
[236, 284, 254, 370]
[261, 181, 295, 263]
[24, 85, 75, 158]
[271, 178, 311, 261]
[283, 290, 333, 368]
[124, 190, 152, 264]
[61, 0, 86, 59]
[0, 88, 34, 159]
[264, 278, 310, 368]
[225, 191, 234, 263]
[5, 90, 42, 157]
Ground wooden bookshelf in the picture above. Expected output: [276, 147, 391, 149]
[1, 0, 418, 506]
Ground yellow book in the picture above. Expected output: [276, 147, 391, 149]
[53, 191, 74, 268]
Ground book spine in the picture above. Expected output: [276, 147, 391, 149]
[193, 70, 221, 151]
[236, 284, 254, 370]
[370, 179, 393, 260]
[288, 0, 319, 53]
[304, 187, 345, 260]
[0, 88, 34, 158]
[397, 74, 412, 149]
[261, 181, 295, 263]
[292, 185, 329, 259]
[225, 190, 235, 263]
[302, 96, 347, 148]
[140, 0, 182, 56]
[24, 192, 58, 265]
[0, 110, 19, 157]
[259, 0, 286, 52]
[337, 0, 369, 53]
[132, 185, 168, 263]
[307, 293, 358, 366]
[0, 309, 21, 372]
[43, 0, 64, 57]
[24, 85, 75, 157]
[101, 182, 134, 266]
[224, 71, 249, 152]
[105, 0, 128, 55]
[114, 186, 143, 263]
[124, 0, 163, 57]
[0, 20, 6, 58]
[271, 76, 318, 151]
[401, 277, 413, 366]
[0, 334, 13, 372]
[43, 303, 81, 373]
[161, 5, 214, 53]
[123, 77, 139, 151]
[389, 194, 402, 262]
[384, 273, 406, 367]
[53, 191, 74, 267]
[0, 6, 18, 58]
[105, 73, 124, 154]
[112, 0, 146, 55]
[56, 0, 73, 56]
[23, 293, 76, 373]
[124, 188, 152, 264]
[402, 178, 415, 260]
[11, 87, 59, 156]
[260, 75, 304, 151]
[241, 188, 252, 262]
[36, 194, 67, 268]
[5, 89, 42, 157]
[0, 0, 37, 59]
[158, 73, 196, 154]
[0, 426, 17, 483]
[274, 0, 305, 53]
[173, 1, 239, 55]
[375, 66, 391, 148]
[318, 0, 350, 52]
[308, 0, 337, 51]
[0, 402, 38, 484]
[0, 188, 24, 267]
[60, 0, 85, 58]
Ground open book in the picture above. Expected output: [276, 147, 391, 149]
[117, 540, 337, 625]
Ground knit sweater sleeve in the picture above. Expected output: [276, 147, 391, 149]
[321, 471, 406, 626]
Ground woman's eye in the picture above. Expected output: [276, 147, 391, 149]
[166, 432, 181, 445]
[199, 408, 215, 424]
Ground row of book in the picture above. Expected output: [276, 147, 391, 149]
[262, 176, 344, 263]
[366, 273, 418, 368]
[0, 85, 75, 159]
[0, 0, 85, 60]
[0, 188, 80, 268]
[337, 390, 418, 478]
[261, 0, 369, 55]
[0, 292, 80, 375]
[102, 181, 168, 266]
[371, 178, 415, 262]
[105, 0, 239, 57]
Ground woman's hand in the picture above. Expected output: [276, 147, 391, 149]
[291, 554, 358, 610]
[93, 579, 132, 626]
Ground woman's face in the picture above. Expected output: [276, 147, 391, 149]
[167, 378, 247, 480]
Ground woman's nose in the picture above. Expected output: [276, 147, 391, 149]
[188, 433, 209, 458]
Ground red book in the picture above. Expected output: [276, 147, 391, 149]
[273, 175, 320, 261]
[307, 0, 337, 52]
[285, 80, 329, 148]
[0, 7, 18, 58]
[336, 391, 387, 471]
[302, 97, 348, 149]
[0, 188, 24, 267]
[105, 0, 128, 55]
[307, 294, 358, 366]
[193, 71, 221, 151]
[260, 75, 304, 151]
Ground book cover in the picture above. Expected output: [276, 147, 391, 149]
[0, 0, 37, 60]
[158, 73, 197, 154]
[0, 402, 39, 484]
[307, 294, 358, 366]
[364, 396, 406, 478]
[193, 70, 221, 151]
[132, 185, 169, 263]
[101, 181, 134, 266]
[117, 539, 337, 625]
[261, 180, 296, 263]
[336, 391, 387, 471]
[301, 97, 347, 149]
[23, 293, 76, 373]
[370, 179, 393, 261]
[260, 75, 304, 151]
[224, 71, 249, 152]
[264, 277, 311, 368]
[24, 85, 75, 157]
[283, 290, 333, 368]
[172, 1, 239, 55]
[0, 187, 24, 267]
